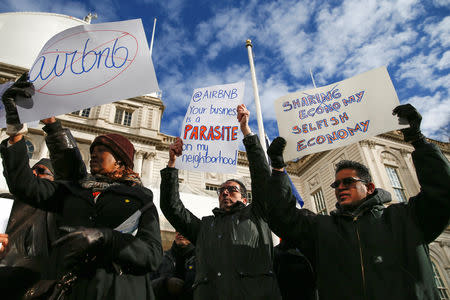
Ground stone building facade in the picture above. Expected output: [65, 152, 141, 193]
[0, 11, 448, 297]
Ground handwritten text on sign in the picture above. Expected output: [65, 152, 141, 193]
[176, 82, 245, 173]
[17, 19, 159, 123]
[274, 67, 407, 161]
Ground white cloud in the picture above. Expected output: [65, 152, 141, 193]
[397, 52, 450, 93]
[195, 7, 256, 60]
[431, 0, 450, 7]
[0, 0, 118, 21]
[424, 16, 450, 48]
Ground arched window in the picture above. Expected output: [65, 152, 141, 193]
[381, 151, 407, 202]
[432, 260, 449, 299]
[25, 139, 34, 159]
[385, 166, 407, 202]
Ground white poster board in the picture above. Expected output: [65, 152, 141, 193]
[0, 198, 14, 233]
[15, 19, 159, 123]
[175, 82, 245, 173]
[275, 67, 407, 161]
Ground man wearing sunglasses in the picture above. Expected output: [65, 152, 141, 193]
[265, 104, 450, 300]
[160, 104, 281, 299]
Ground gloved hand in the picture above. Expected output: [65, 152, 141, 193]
[1, 72, 34, 136]
[167, 277, 185, 296]
[53, 226, 112, 269]
[392, 104, 424, 142]
[267, 137, 287, 169]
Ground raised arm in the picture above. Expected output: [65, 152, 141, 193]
[393, 104, 450, 243]
[160, 138, 202, 244]
[0, 137, 60, 212]
[237, 104, 271, 218]
[265, 138, 316, 248]
[42, 117, 87, 181]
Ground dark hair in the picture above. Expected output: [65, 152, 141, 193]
[223, 179, 248, 198]
[335, 160, 372, 183]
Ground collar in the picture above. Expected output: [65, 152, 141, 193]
[212, 201, 246, 215]
[332, 188, 392, 217]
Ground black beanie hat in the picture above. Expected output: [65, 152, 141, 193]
[90, 133, 135, 169]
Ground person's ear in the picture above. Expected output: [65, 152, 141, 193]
[241, 197, 248, 205]
[366, 182, 375, 194]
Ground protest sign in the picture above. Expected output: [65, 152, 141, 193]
[0, 198, 14, 233]
[275, 67, 407, 161]
[14, 19, 159, 123]
[175, 82, 245, 173]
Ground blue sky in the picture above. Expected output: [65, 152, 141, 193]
[1, 0, 449, 142]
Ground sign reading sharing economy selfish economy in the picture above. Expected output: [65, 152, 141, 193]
[175, 82, 245, 174]
[275, 67, 408, 161]
[14, 19, 159, 123]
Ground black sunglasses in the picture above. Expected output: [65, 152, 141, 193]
[32, 166, 53, 176]
[330, 177, 365, 189]
[217, 186, 241, 196]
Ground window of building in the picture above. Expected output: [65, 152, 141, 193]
[432, 261, 449, 300]
[114, 108, 133, 126]
[312, 188, 327, 215]
[71, 108, 91, 117]
[25, 140, 34, 159]
[205, 184, 219, 192]
[385, 166, 407, 203]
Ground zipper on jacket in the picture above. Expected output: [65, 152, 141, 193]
[354, 216, 367, 299]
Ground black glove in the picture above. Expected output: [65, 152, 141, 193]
[2, 72, 34, 135]
[53, 226, 112, 269]
[392, 104, 424, 143]
[267, 137, 287, 169]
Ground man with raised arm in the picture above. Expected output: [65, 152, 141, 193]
[265, 104, 450, 300]
[160, 104, 281, 300]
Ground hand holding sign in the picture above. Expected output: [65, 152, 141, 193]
[392, 104, 424, 143]
[2, 72, 34, 136]
[168, 137, 183, 168]
[237, 104, 251, 136]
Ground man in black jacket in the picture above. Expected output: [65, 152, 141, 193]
[160, 104, 281, 299]
[266, 104, 450, 300]
[151, 232, 196, 300]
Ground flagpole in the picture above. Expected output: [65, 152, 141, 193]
[149, 18, 157, 57]
[246, 39, 267, 155]
[309, 68, 317, 89]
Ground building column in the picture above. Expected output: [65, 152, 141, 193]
[38, 139, 48, 159]
[146, 152, 156, 185]
[134, 151, 144, 176]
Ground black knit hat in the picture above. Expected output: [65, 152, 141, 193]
[90, 133, 135, 169]
[33, 158, 54, 175]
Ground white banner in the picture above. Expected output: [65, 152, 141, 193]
[175, 82, 245, 173]
[15, 19, 159, 123]
[0, 198, 14, 233]
[275, 67, 407, 161]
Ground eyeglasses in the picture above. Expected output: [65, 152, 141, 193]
[330, 177, 365, 189]
[217, 186, 241, 196]
[32, 166, 53, 176]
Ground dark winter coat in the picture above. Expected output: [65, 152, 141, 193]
[0, 122, 74, 299]
[273, 240, 316, 300]
[1, 137, 163, 300]
[160, 134, 281, 300]
[151, 242, 196, 300]
[267, 141, 450, 300]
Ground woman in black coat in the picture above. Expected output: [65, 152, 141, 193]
[0, 119, 163, 299]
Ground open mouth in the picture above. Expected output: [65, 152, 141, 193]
[338, 193, 351, 201]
